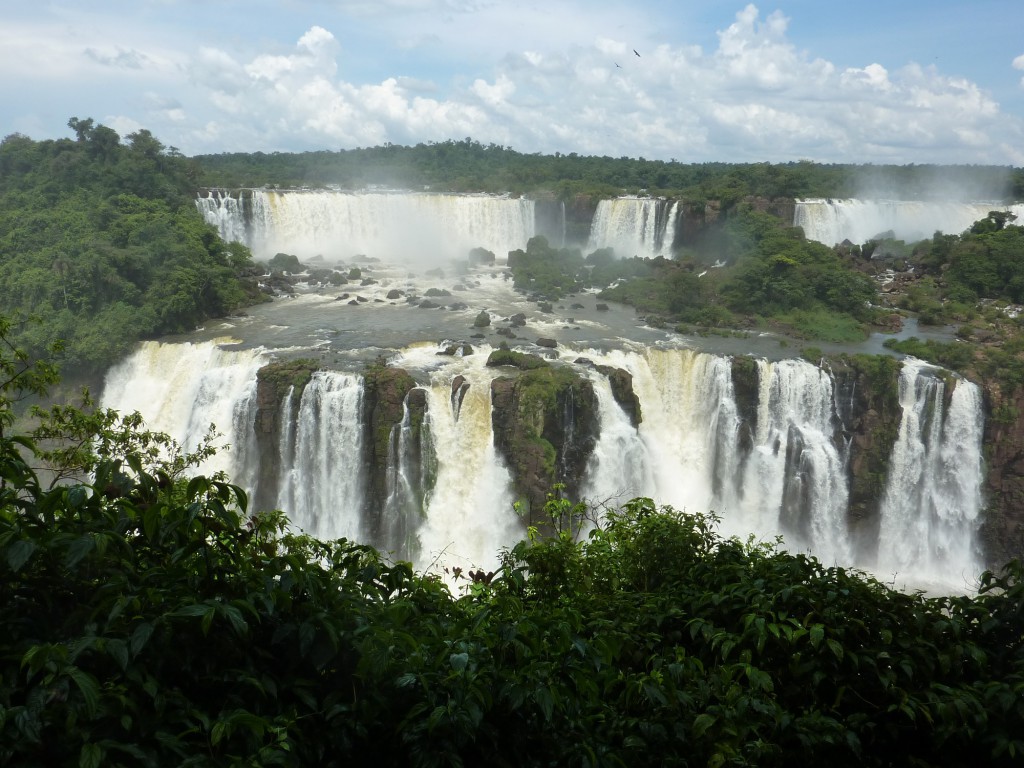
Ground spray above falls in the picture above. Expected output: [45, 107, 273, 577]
[197, 189, 537, 264]
[794, 199, 1024, 246]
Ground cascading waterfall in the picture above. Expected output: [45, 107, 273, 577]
[581, 374, 652, 506]
[381, 393, 425, 560]
[195, 190, 249, 246]
[412, 355, 521, 575]
[587, 198, 679, 258]
[100, 340, 265, 480]
[100, 338, 988, 591]
[579, 349, 852, 563]
[197, 189, 536, 263]
[277, 371, 366, 542]
[876, 360, 984, 584]
[794, 199, 1024, 246]
[735, 360, 851, 564]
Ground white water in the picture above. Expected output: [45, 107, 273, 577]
[794, 199, 1024, 246]
[101, 337, 987, 591]
[198, 189, 536, 264]
[877, 360, 984, 586]
[579, 349, 851, 563]
[399, 348, 522, 576]
[587, 197, 679, 258]
[276, 371, 366, 542]
[99, 340, 266, 479]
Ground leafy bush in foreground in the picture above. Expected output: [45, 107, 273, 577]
[1, 330, 1023, 766]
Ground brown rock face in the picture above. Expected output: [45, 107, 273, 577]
[251, 358, 319, 512]
[980, 383, 1024, 568]
[595, 365, 642, 428]
[490, 367, 600, 523]
[362, 365, 419, 540]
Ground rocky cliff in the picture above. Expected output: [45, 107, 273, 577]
[980, 383, 1024, 567]
[488, 353, 600, 523]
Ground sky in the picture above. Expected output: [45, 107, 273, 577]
[2, 0, 1023, 165]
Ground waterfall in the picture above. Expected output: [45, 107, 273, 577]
[735, 360, 851, 564]
[414, 359, 521, 576]
[581, 374, 652, 507]
[877, 360, 984, 584]
[587, 197, 679, 258]
[100, 340, 265, 479]
[381, 393, 424, 560]
[580, 349, 852, 562]
[195, 189, 250, 246]
[277, 371, 366, 542]
[794, 199, 1024, 246]
[197, 189, 536, 263]
[100, 339, 988, 590]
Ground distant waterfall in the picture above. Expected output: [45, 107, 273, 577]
[877, 361, 984, 584]
[794, 199, 1024, 246]
[587, 198, 679, 258]
[197, 189, 536, 263]
[276, 371, 366, 542]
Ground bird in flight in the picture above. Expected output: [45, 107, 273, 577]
[633, 49, 640, 57]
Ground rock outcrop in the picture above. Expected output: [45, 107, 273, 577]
[490, 364, 599, 524]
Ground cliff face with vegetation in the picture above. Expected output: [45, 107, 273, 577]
[980, 383, 1024, 566]
[489, 358, 599, 521]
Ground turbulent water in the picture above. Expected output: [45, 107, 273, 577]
[101, 328, 986, 591]
[794, 199, 1024, 246]
[97, 192, 991, 590]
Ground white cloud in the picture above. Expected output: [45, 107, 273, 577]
[3, 3, 1021, 164]
[1014, 53, 1024, 87]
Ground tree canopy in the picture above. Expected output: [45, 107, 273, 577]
[0, 121, 263, 380]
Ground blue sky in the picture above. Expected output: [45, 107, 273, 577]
[2, 0, 1022, 164]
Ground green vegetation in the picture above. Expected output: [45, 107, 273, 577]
[194, 139, 1023, 203]
[2, 320, 1024, 766]
[485, 346, 550, 370]
[510, 207, 879, 341]
[0, 120, 263, 379]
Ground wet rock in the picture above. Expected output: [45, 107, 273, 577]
[510, 313, 527, 327]
[596, 303, 610, 311]
[386, 289, 404, 299]
[473, 310, 491, 328]
[536, 338, 557, 349]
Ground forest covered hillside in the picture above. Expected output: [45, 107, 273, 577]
[0, 121, 264, 380]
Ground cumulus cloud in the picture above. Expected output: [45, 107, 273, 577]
[1015, 53, 1024, 87]
[183, 4, 1021, 162]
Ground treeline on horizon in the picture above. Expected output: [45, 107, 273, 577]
[194, 138, 1024, 203]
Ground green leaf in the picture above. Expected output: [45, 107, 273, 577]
[827, 639, 844, 661]
[809, 624, 825, 649]
[106, 639, 129, 671]
[692, 713, 716, 738]
[449, 652, 469, 672]
[79, 743, 102, 768]
[66, 666, 101, 718]
[65, 535, 96, 568]
[67, 485, 89, 509]
[130, 622, 154, 656]
[6, 539, 36, 572]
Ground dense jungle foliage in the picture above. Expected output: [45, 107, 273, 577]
[195, 139, 1024, 203]
[856, 211, 1024, 387]
[2, 326, 1024, 768]
[0, 121, 263, 379]
[507, 209, 878, 343]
